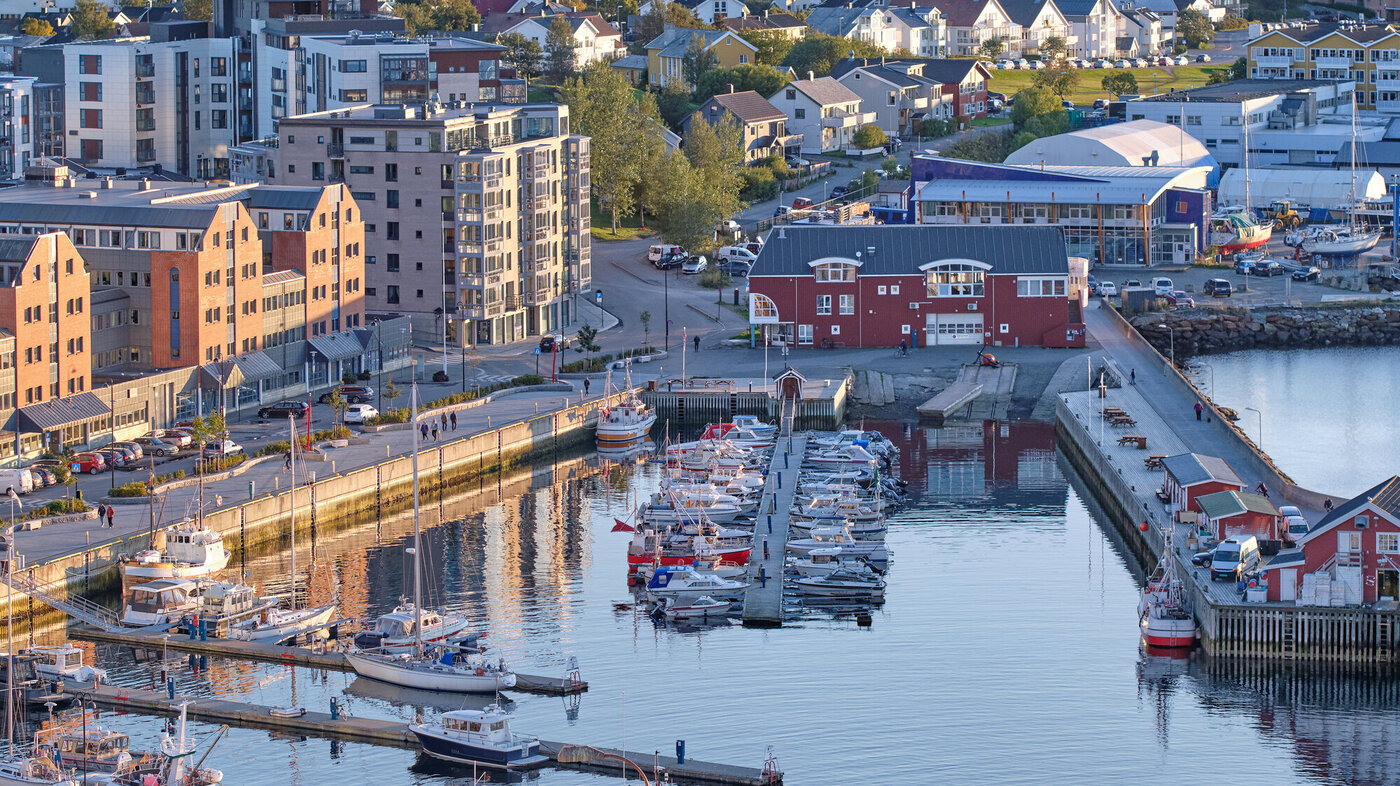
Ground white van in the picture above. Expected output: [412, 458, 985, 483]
[1210, 535, 1261, 581]
[647, 244, 683, 264]
[716, 246, 758, 265]
[0, 468, 34, 496]
[1153, 277, 1174, 296]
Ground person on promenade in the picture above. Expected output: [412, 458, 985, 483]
[284, 451, 292, 470]
[583, 377, 591, 397]
[431, 422, 439, 441]
[1256, 481, 1269, 497]
[450, 411, 458, 431]
[106, 505, 115, 528]
[1130, 369, 1136, 385]
[1194, 401, 1203, 421]
[693, 334, 700, 353]
[440, 413, 448, 431]
[898, 339, 908, 357]
[420, 422, 429, 441]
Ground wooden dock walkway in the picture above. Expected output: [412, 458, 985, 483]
[74, 684, 777, 785]
[742, 436, 806, 627]
[69, 626, 587, 696]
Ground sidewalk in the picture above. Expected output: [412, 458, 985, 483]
[13, 384, 590, 565]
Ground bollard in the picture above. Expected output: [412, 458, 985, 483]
[767, 515, 773, 534]
[733, 288, 739, 305]
[758, 564, 766, 587]
[331, 460, 336, 474]
[784, 452, 789, 468]
[199, 617, 208, 641]
[676, 740, 686, 765]
[776, 471, 781, 488]
[188, 618, 197, 640]
[167, 677, 175, 700]
[275, 476, 279, 491]
[330, 697, 340, 720]
[386, 445, 391, 458]
[249, 480, 255, 500]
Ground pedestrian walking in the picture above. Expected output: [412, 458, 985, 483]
[440, 413, 448, 431]
[693, 334, 700, 353]
[1256, 481, 1270, 497]
[431, 422, 439, 441]
[284, 451, 292, 470]
[1194, 401, 1204, 421]
[420, 423, 429, 441]
[583, 377, 591, 397]
[105, 504, 114, 528]
[450, 411, 458, 431]
[1130, 368, 1136, 385]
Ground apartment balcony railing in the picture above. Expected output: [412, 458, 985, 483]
[1254, 55, 1295, 68]
[1312, 56, 1356, 70]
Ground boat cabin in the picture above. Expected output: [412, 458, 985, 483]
[165, 524, 226, 565]
[1160, 453, 1244, 519]
[441, 707, 514, 740]
[34, 715, 134, 773]
[372, 606, 444, 638]
[122, 579, 202, 625]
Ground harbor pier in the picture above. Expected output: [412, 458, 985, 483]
[742, 435, 807, 627]
[641, 377, 848, 428]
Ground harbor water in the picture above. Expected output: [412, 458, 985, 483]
[1193, 345, 1400, 496]
[31, 420, 1400, 784]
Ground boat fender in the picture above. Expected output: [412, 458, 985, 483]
[475, 666, 485, 676]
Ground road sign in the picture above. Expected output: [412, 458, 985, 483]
[534, 347, 541, 355]
[595, 290, 603, 304]
[70, 463, 80, 473]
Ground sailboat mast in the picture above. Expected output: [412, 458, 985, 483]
[410, 383, 423, 656]
[1242, 108, 1251, 213]
[4, 536, 11, 757]
[1351, 92, 1359, 229]
[288, 414, 297, 611]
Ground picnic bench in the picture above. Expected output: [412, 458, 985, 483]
[1109, 415, 1137, 427]
[1143, 454, 1167, 470]
[1102, 407, 1126, 417]
[1117, 434, 1148, 449]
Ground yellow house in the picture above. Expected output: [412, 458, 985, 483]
[646, 25, 761, 89]
[1247, 23, 1400, 111]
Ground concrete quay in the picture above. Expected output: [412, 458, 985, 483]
[741, 436, 806, 627]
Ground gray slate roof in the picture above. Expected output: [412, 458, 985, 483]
[18, 392, 110, 432]
[1161, 452, 1242, 488]
[0, 236, 35, 264]
[244, 187, 324, 212]
[783, 77, 861, 107]
[749, 225, 1070, 277]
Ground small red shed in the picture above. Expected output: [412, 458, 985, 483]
[1160, 453, 1244, 519]
[1196, 490, 1280, 542]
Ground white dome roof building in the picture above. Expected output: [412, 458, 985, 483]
[1005, 120, 1219, 186]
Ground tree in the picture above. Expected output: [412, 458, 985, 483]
[1010, 87, 1064, 130]
[327, 385, 349, 430]
[574, 323, 601, 366]
[639, 310, 652, 349]
[1177, 9, 1213, 48]
[433, 0, 481, 31]
[395, 2, 434, 34]
[652, 114, 745, 251]
[1101, 71, 1138, 98]
[1034, 64, 1079, 99]
[545, 16, 578, 83]
[977, 37, 1004, 60]
[71, 0, 114, 40]
[189, 412, 227, 516]
[183, 0, 211, 21]
[561, 61, 666, 233]
[20, 17, 54, 36]
[782, 33, 887, 79]
[665, 0, 705, 28]
[499, 32, 544, 79]
[852, 124, 887, 150]
[383, 381, 403, 413]
[681, 33, 717, 88]
[693, 64, 788, 103]
[1041, 36, 1067, 62]
[655, 83, 693, 129]
[634, 0, 667, 47]
[739, 30, 795, 67]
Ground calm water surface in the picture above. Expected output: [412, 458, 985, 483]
[1193, 346, 1400, 496]
[40, 420, 1400, 785]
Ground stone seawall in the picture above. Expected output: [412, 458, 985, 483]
[1131, 306, 1400, 357]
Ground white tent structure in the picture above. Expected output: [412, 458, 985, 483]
[1217, 167, 1386, 211]
[1005, 120, 1219, 184]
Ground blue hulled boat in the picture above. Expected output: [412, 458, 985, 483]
[408, 704, 548, 769]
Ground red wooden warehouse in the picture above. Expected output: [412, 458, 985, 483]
[1264, 475, 1400, 604]
[1160, 453, 1244, 519]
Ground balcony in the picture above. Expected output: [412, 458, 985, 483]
[1254, 55, 1295, 68]
[532, 226, 550, 241]
[822, 108, 877, 128]
[457, 208, 482, 222]
[525, 288, 553, 306]
[136, 62, 154, 78]
[326, 143, 343, 158]
[1378, 58, 1400, 71]
[1377, 100, 1400, 114]
[1312, 56, 1355, 70]
[458, 242, 483, 255]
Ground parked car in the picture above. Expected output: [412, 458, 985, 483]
[653, 250, 685, 270]
[1152, 276, 1174, 295]
[785, 156, 810, 168]
[791, 197, 814, 210]
[1123, 279, 1143, 288]
[538, 334, 570, 352]
[1174, 55, 1189, 65]
[71, 452, 107, 475]
[1210, 535, 1260, 581]
[134, 436, 179, 457]
[1292, 266, 1320, 281]
[1195, 54, 1211, 62]
[716, 219, 742, 237]
[1098, 281, 1118, 296]
[258, 401, 310, 420]
[716, 246, 758, 267]
[829, 185, 850, 200]
[647, 244, 683, 264]
[202, 440, 245, 458]
[1164, 291, 1195, 307]
[681, 255, 708, 275]
[318, 386, 372, 404]
[1191, 549, 1215, 567]
[112, 441, 144, 461]
[344, 404, 379, 424]
[1092, 99, 1109, 111]
[26, 467, 55, 487]
[94, 448, 127, 469]
[1203, 278, 1232, 297]
[162, 428, 196, 447]
[1233, 258, 1255, 275]
[0, 468, 32, 496]
[1279, 505, 1309, 547]
[720, 259, 752, 276]
[1251, 260, 1284, 276]
[1087, 274, 1099, 293]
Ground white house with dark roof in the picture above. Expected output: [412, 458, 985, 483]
[1058, 0, 1127, 57]
[998, 0, 1077, 57]
[499, 12, 625, 68]
[934, 0, 1022, 57]
[767, 77, 876, 154]
[638, 0, 747, 24]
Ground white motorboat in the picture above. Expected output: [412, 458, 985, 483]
[638, 493, 744, 525]
[119, 579, 205, 628]
[790, 495, 884, 524]
[787, 547, 876, 577]
[808, 429, 898, 456]
[345, 647, 515, 693]
[354, 603, 470, 652]
[644, 566, 747, 602]
[656, 484, 759, 514]
[118, 521, 230, 587]
[787, 525, 892, 562]
[596, 368, 657, 449]
[0, 757, 76, 786]
[789, 517, 885, 539]
[793, 566, 886, 598]
[409, 704, 547, 769]
[730, 415, 777, 439]
[656, 595, 732, 620]
[24, 645, 106, 686]
[803, 444, 881, 468]
[635, 555, 746, 583]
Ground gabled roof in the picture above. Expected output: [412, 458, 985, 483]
[1256, 22, 1397, 46]
[804, 6, 875, 37]
[1262, 549, 1306, 570]
[934, 0, 1009, 26]
[1197, 490, 1279, 520]
[831, 57, 988, 85]
[750, 225, 1070, 277]
[704, 90, 786, 123]
[646, 26, 751, 58]
[721, 12, 805, 32]
[1056, 0, 1111, 18]
[997, 0, 1059, 27]
[779, 77, 862, 107]
[0, 236, 37, 264]
[1300, 476, 1400, 544]
[1161, 453, 1243, 488]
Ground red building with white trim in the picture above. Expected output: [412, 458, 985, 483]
[1160, 452, 1244, 519]
[746, 225, 1085, 349]
[1264, 475, 1400, 605]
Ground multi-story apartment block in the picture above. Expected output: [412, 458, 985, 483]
[16, 44, 65, 163]
[1000, 0, 1076, 57]
[0, 77, 34, 180]
[262, 102, 590, 345]
[213, 0, 381, 39]
[1058, 0, 1126, 58]
[938, 0, 1021, 57]
[1246, 23, 1400, 112]
[0, 232, 91, 408]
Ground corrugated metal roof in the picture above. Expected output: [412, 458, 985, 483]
[0, 236, 36, 264]
[308, 332, 364, 361]
[233, 350, 282, 381]
[915, 177, 1173, 206]
[200, 359, 244, 388]
[1198, 490, 1278, 520]
[17, 392, 110, 431]
[245, 187, 325, 212]
[262, 270, 305, 285]
[1161, 453, 1242, 488]
[749, 224, 1069, 277]
[0, 202, 216, 230]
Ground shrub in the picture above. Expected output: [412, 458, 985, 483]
[196, 454, 247, 473]
[26, 498, 89, 520]
[356, 371, 372, 381]
[365, 408, 411, 426]
[432, 371, 449, 383]
[341, 373, 357, 384]
[510, 374, 544, 386]
[739, 167, 779, 202]
[852, 124, 887, 149]
[173, 469, 185, 480]
[110, 482, 149, 498]
[312, 426, 352, 441]
[699, 268, 732, 290]
[260, 440, 291, 457]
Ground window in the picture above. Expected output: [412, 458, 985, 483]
[925, 262, 985, 297]
[341, 59, 368, 72]
[1379, 533, 1399, 553]
[816, 295, 831, 315]
[80, 82, 101, 102]
[386, 285, 400, 304]
[385, 163, 398, 181]
[387, 254, 399, 272]
[890, 285, 899, 295]
[877, 285, 887, 295]
[387, 190, 399, 208]
[1016, 276, 1067, 297]
[797, 324, 814, 344]
[795, 108, 805, 119]
[813, 262, 856, 282]
[387, 222, 399, 240]
[80, 109, 102, 129]
[751, 293, 778, 320]
[839, 294, 854, 315]
[79, 55, 101, 74]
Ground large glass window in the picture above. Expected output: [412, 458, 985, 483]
[813, 262, 855, 282]
[925, 264, 984, 297]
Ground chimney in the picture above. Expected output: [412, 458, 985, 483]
[728, 83, 735, 93]
[764, 8, 769, 15]
[138, 179, 151, 191]
[808, 70, 814, 81]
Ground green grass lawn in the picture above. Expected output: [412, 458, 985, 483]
[988, 65, 1230, 106]
[590, 199, 655, 242]
[528, 85, 559, 103]
[971, 117, 1012, 126]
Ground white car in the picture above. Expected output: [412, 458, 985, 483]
[1152, 276, 1174, 295]
[202, 439, 244, 458]
[1098, 281, 1119, 297]
[1115, 59, 1131, 68]
[344, 404, 379, 424]
[1174, 55, 1189, 65]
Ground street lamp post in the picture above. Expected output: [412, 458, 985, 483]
[1157, 323, 1175, 369]
[1244, 406, 1263, 450]
[663, 264, 670, 351]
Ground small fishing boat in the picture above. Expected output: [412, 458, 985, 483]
[408, 704, 548, 769]
[118, 522, 230, 588]
[789, 494, 884, 524]
[119, 579, 205, 628]
[595, 368, 657, 449]
[192, 582, 278, 635]
[644, 566, 747, 603]
[0, 756, 74, 786]
[655, 595, 731, 621]
[24, 646, 105, 686]
[730, 415, 777, 439]
[1138, 529, 1197, 649]
[792, 566, 886, 598]
[32, 711, 138, 775]
[353, 604, 469, 651]
[626, 531, 751, 572]
[1209, 208, 1272, 253]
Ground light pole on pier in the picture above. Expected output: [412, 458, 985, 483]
[1157, 323, 1175, 370]
[1244, 406, 1263, 451]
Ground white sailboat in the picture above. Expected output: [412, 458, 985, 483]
[229, 415, 337, 644]
[1304, 93, 1381, 255]
[346, 384, 514, 694]
[1209, 111, 1272, 254]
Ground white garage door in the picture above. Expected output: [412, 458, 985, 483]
[925, 313, 984, 345]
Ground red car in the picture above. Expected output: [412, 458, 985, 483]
[71, 452, 107, 475]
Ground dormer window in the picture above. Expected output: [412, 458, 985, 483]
[921, 259, 988, 296]
[809, 258, 859, 282]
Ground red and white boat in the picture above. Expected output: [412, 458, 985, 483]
[626, 531, 750, 573]
[1209, 208, 1271, 254]
[1138, 529, 1197, 649]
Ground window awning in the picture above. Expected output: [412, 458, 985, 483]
[231, 351, 282, 382]
[17, 392, 111, 432]
[308, 333, 363, 362]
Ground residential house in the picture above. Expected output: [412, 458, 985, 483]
[935, 0, 1022, 57]
[832, 57, 991, 137]
[1119, 7, 1166, 56]
[1058, 0, 1126, 57]
[688, 89, 800, 164]
[499, 12, 625, 68]
[1161, 453, 1244, 519]
[645, 25, 758, 90]
[639, 0, 748, 25]
[805, 4, 947, 56]
[1196, 489, 1280, 542]
[1128, 0, 1221, 38]
[610, 53, 649, 84]
[721, 11, 809, 39]
[999, 0, 1077, 58]
[767, 76, 875, 154]
[1264, 475, 1400, 605]
[1246, 22, 1400, 112]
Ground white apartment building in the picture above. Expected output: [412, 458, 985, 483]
[55, 30, 239, 179]
[767, 77, 876, 154]
[1061, 0, 1127, 58]
[0, 77, 34, 181]
[939, 0, 1022, 57]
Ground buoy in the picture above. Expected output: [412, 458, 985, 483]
[1139, 521, 1150, 532]
[1248, 580, 1257, 589]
